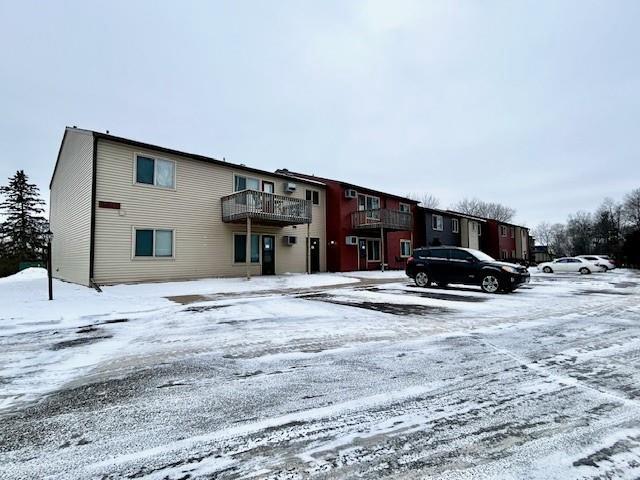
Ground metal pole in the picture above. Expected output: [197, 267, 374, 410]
[246, 217, 251, 280]
[380, 226, 385, 272]
[307, 223, 311, 274]
[47, 241, 53, 300]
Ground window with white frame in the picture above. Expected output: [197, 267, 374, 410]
[134, 228, 174, 258]
[358, 194, 380, 219]
[399, 203, 411, 213]
[432, 214, 443, 231]
[478, 223, 482, 236]
[511, 250, 516, 258]
[451, 218, 460, 233]
[501, 249, 508, 259]
[233, 233, 260, 263]
[400, 239, 412, 257]
[500, 225, 508, 237]
[366, 239, 380, 261]
[510, 227, 515, 238]
[135, 155, 175, 188]
[234, 175, 260, 192]
[306, 189, 320, 205]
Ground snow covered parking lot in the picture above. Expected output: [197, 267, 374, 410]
[2, 268, 640, 479]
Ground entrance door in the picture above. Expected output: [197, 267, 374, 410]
[262, 235, 275, 275]
[262, 181, 275, 213]
[310, 237, 320, 273]
[358, 239, 367, 270]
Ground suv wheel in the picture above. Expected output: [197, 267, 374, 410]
[481, 274, 500, 293]
[579, 267, 590, 275]
[415, 271, 430, 288]
[542, 266, 553, 273]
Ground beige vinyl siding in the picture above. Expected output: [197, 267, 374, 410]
[49, 129, 93, 286]
[93, 139, 326, 284]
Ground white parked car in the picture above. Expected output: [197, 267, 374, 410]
[577, 255, 616, 271]
[538, 257, 605, 274]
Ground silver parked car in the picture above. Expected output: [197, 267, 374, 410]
[537, 257, 606, 274]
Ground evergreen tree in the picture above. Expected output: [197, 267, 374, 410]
[0, 170, 48, 261]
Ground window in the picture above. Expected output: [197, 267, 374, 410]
[366, 239, 380, 261]
[427, 249, 449, 259]
[510, 227, 515, 238]
[306, 189, 320, 205]
[234, 233, 260, 263]
[500, 225, 508, 237]
[234, 175, 260, 192]
[478, 223, 482, 236]
[450, 249, 474, 262]
[399, 203, 411, 213]
[432, 215, 443, 231]
[358, 194, 380, 219]
[501, 250, 508, 259]
[134, 228, 174, 258]
[135, 155, 175, 188]
[511, 250, 516, 259]
[400, 239, 411, 257]
[451, 218, 460, 233]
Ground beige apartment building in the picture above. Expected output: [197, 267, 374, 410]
[49, 127, 326, 286]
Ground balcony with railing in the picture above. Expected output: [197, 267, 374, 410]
[222, 190, 312, 226]
[351, 208, 413, 231]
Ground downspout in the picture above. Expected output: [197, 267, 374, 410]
[89, 134, 98, 289]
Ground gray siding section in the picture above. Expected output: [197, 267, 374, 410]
[49, 129, 94, 286]
[424, 212, 461, 247]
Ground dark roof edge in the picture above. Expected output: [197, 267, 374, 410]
[275, 169, 418, 204]
[91, 131, 325, 186]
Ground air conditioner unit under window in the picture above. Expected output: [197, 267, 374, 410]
[345, 188, 357, 199]
[345, 235, 358, 245]
[284, 182, 297, 193]
[283, 235, 297, 246]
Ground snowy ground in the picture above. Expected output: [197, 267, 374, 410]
[1, 268, 640, 479]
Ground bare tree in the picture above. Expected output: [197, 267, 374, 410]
[532, 222, 553, 247]
[623, 188, 640, 229]
[548, 223, 571, 257]
[566, 211, 593, 255]
[406, 192, 440, 209]
[452, 197, 516, 222]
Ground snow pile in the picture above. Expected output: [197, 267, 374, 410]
[0, 266, 47, 283]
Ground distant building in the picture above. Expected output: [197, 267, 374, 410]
[533, 245, 553, 263]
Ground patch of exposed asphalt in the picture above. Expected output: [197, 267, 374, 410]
[301, 293, 450, 316]
[575, 289, 632, 296]
[572, 435, 640, 467]
[183, 304, 227, 313]
[612, 281, 638, 288]
[103, 318, 129, 324]
[49, 336, 113, 351]
[363, 286, 488, 303]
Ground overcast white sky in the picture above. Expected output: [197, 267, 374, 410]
[1, 1, 638, 226]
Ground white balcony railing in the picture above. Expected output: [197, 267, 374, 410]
[222, 190, 312, 226]
[351, 208, 412, 230]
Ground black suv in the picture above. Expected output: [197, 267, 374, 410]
[406, 246, 530, 293]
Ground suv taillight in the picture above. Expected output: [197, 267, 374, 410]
[407, 256, 414, 264]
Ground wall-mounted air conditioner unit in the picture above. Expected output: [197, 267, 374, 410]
[283, 235, 297, 246]
[345, 235, 358, 245]
[284, 182, 297, 193]
[345, 188, 357, 199]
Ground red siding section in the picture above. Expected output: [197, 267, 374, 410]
[484, 220, 517, 260]
[286, 173, 416, 272]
